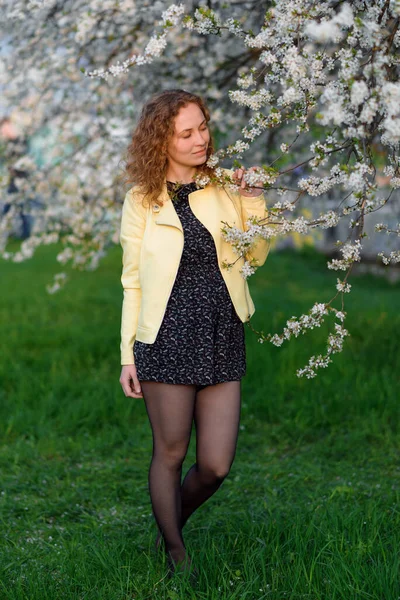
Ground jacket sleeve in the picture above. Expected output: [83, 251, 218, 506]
[119, 188, 147, 365]
[239, 192, 271, 268]
[221, 167, 272, 267]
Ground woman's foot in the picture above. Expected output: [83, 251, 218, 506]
[166, 550, 199, 582]
[154, 528, 163, 552]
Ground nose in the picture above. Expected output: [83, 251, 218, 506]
[194, 129, 208, 146]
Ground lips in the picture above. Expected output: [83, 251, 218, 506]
[193, 148, 207, 155]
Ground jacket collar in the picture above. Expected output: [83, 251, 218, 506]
[152, 180, 213, 234]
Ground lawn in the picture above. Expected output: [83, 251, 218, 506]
[0, 243, 399, 600]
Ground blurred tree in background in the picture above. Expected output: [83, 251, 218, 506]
[1, 0, 400, 376]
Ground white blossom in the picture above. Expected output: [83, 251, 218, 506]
[240, 261, 257, 279]
[229, 89, 272, 110]
[161, 4, 185, 26]
[144, 34, 168, 58]
[336, 278, 352, 293]
[304, 2, 354, 42]
[350, 80, 369, 107]
[378, 250, 400, 265]
[328, 240, 362, 271]
[206, 154, 220, 168]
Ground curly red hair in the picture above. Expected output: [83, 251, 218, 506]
[119, 89, 216, 208]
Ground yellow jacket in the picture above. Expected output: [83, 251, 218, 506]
[119, 168, 271, 365]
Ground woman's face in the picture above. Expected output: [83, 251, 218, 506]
[166, 102, 210, 169]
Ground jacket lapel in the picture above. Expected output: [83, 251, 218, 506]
[188, 186, 223, 241]
[153, 183, 219, 239]
[151, 184, 182, 231]
[153, 180, 243, 243]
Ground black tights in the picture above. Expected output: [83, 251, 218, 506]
[141, 380, 241, 563]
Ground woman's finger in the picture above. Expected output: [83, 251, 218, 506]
[240, 169, 247, 189]
[120, 376, 142, 398]
[233, 168, 243, 182]
[129, 375, 142, 395]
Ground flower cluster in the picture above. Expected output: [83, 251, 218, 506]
[224, 139, 250, 158]
[160, 4, 186, 27]
[270, 302, 329, 348]
[375, 222, 400, 237]
[296, 320, 350, 378]
[378, 250, 400, 265]
[229, 89, 272, 110]
[193, 173, 211, 188]
[380, 82, 400, 145]
[144, 34, 168, 58]
[350, 80, 369, 107]
[271, 199, 295, 212]
[383, 161, 400, 187]
[298, 164, 347, 197]
[304, 2, 354, 43]
[309, 136, 341, 169]
[206, 154, 220, 168]
[8, 0, 53, 18]
[336, 278, 351, 293]
[328, 239, 362, 271]
[240, 260, 258, 279]
[241, 110, 282, 141]
[225, 17, 242, 35]
[245, 167, 278, 187]
[315, 210, 340, 229]
[85, 4, 186, 79]
[183, 7, 222, 35]
[236, 71, 256, 90]
[220, 222, 268, 258]
[256, 298, 349, 378]
[345, 162, 374, 193]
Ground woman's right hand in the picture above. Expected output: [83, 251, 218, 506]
[119, 364, 143, 398]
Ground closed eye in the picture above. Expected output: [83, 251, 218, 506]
[183, 126, 208, 139]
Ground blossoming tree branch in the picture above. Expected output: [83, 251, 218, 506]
[1, 0, 400, 378]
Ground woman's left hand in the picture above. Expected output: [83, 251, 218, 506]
[232, 166, 264, 197]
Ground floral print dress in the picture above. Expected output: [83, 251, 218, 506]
[133, 180, 246, 387]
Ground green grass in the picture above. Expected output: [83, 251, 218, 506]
[0, 243, 399, 600]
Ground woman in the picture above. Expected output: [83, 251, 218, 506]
[118, 89, 271, 580]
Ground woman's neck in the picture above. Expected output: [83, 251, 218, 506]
[165, 166, 197, 184]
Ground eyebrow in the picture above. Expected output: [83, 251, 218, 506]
[179, 118, 207, 134]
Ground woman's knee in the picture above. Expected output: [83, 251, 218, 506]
[154, 443, 188, 470]
[198, 461, 231, 484]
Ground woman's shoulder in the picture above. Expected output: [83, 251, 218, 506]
[122, 186, 149, 217]
[124, 184, 147, 204]
[125, 183, 143, 197]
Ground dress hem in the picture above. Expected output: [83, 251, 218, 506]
[136, 376, 245, 386]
